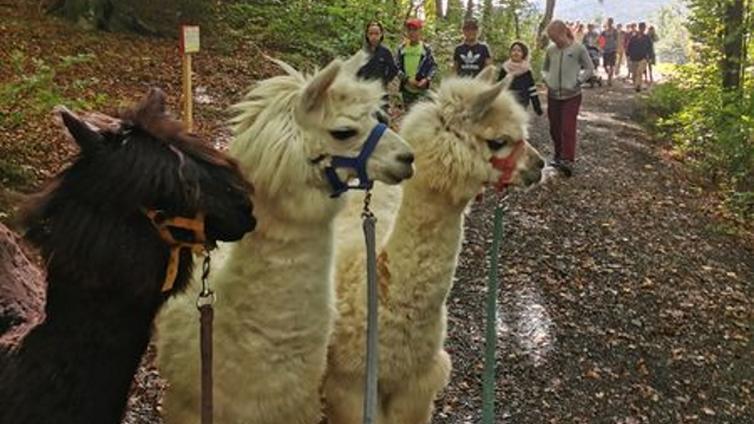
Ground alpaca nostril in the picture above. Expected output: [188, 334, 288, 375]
[397, 153, 415, 165]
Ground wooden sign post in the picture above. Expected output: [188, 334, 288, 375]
[180, 25, 200, 131]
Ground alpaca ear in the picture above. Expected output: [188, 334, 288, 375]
[475, 65, 498, 84]
[470, 81, 505, 122]
[343, 50, 369, 76]
[56, 106, 104, 154]
[300, 59, 342, 113]
[142, 87, 168, 115]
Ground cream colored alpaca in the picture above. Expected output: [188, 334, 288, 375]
[155, 55, 414, 424]
[325, 68, 544, 424]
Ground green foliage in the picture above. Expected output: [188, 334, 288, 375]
[652, 1, 690, 64]
[214, 0, 543, 72]
[644, 62, 754, 221]
[0, 51, 108, 130]
[642, 0, 754, 221]
[219, 0, 404, 67]
[0, 157, 34, 189]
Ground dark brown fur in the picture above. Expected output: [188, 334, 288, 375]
[0, 89, 255, 424]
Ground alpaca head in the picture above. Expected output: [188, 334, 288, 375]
[24, 89, 255, 293]
[230, 54, 414, 216]
[400, 68, 544, 205]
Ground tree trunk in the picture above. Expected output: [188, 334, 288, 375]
[721, 0, 745, 90]
[0, 223, 46, 344]
[537, 0, 557, 48]
[51, 0, 92, 26]
[50, 0, 159, 35]
[465, 0, 474, 20]
[435, 0, 443, 19]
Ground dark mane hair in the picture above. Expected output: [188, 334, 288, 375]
[117, 92, 246, 175]
[1, 89, 255, 424]
[20, 89, 251, 298]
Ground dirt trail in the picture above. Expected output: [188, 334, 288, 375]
[433, 81, 754, 423]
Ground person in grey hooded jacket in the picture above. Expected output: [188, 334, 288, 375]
[542, 20, 594, 176]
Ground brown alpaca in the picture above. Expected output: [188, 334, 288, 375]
[0, 89, 256, 424]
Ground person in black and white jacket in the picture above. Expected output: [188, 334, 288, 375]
[498, 41, 543, 116]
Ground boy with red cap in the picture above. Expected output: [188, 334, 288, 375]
[395, 18, 437, 108]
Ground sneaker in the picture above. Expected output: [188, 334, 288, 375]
[558, 160, 574, 177]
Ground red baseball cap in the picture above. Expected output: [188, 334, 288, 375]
[405, 18, 423, 30]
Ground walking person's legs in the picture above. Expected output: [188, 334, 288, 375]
[547, 96, 564, 163]
[604, 52, 616, 86]
[633, 59, 647, 92]
[560, 94, 583, 174]
[615, 50, 624, 76]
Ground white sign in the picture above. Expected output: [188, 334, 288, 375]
[182, 25, 200, 54]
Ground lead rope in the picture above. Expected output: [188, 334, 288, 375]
[482, 206, 504, 424]
[361, 191, 379, 424]
[197, 251, 215, 424]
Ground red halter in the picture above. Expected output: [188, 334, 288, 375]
[489, 139, 527, 191]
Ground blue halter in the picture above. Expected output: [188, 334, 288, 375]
[322, 123, 388, 198]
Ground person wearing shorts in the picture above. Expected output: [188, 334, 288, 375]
[615, 23, 625, 76]
[600, 18, 619, 86]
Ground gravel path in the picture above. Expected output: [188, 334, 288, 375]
[433, 81, 754, 424]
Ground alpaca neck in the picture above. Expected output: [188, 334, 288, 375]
[383, 179, 468, 313]
[1, 283, 160, 423]
[3, 204, 187, 422]
[220, 190, 341, 338]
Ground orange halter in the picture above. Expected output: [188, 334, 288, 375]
[144, 210, 207, 292]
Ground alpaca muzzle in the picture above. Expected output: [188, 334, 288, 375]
[319, 123, 388, 198]
[489, 139, 527, 191]
[144, 210, 210, 292]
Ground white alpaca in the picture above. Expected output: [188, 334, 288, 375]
[155, 55, 414, 424]
[325, 68, 545, 424]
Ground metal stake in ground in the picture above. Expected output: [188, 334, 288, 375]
[482, 206, 504, 423]
[361, 191, 379, 424]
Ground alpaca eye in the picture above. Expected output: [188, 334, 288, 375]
[486, 139, 506, 151]
[329, 128, 358, 141]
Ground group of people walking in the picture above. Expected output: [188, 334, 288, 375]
[356, 16, 655, 177]
[570, 19, 658, 91]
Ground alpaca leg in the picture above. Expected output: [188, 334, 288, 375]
[215, 389, 322, 424]
[383, 350, 451, 424]
[324, 372, 368, 424]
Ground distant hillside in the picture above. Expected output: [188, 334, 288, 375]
[533, 0, 676, 24]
